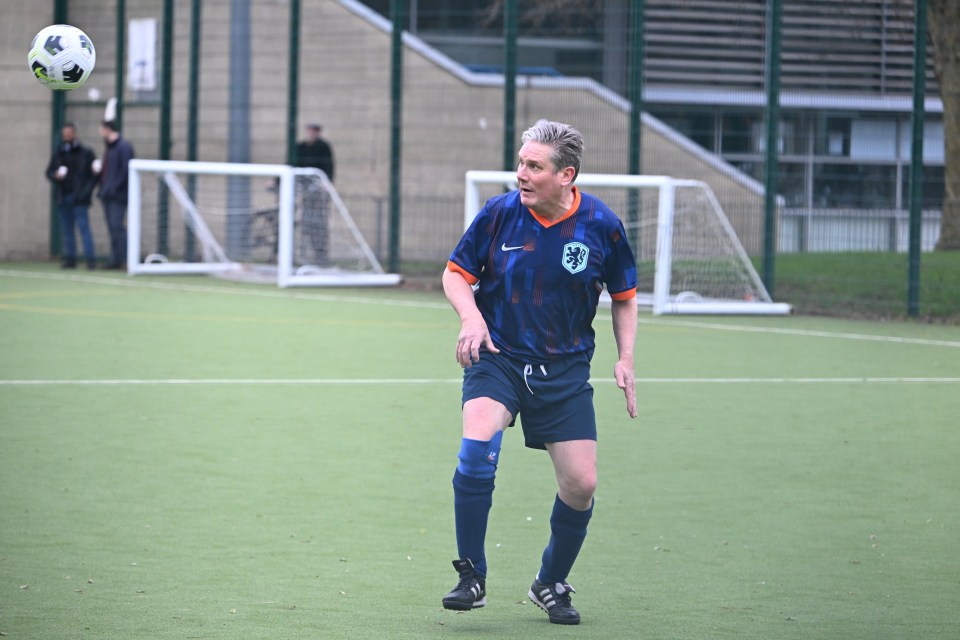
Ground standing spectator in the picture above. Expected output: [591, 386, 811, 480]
[45, 122, 98, 269]
[295, 123, 335, 265]
[96, 120, 135, 269]
[295, 123, 335, 182]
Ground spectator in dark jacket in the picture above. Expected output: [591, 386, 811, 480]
[96, 120, 135, 269]
[295, 123, 335, 181]
[45, 122, 99, 269]
[294, 123, 336, 265]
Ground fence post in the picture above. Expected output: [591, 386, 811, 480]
[388, 0, 405, 273]
[226, 0, 251, 257]
[157, 0, 174, 256]
[502, 0, 517, 171]
[49, 0, 69, 259]
[286, 0, 300, 167]
[185, 0, 202, 262]
[627, 0, 645, 254]
[114, 0, 125, 129]
[762, 0, 782, 298]
[907, 0, 927, 317]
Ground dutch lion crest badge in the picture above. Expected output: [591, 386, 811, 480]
[562, 242, 589, 274]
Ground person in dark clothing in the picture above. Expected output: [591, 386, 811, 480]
[96, 120, 135, 269]
[295, 123, 336, 265]
[45, 122, 99, 269]
[296, 123, 335, 181]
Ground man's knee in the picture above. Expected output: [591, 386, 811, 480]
[456, 431, 503, 480]
[564, 472, 596, 503]
[556, 464, 596, 510]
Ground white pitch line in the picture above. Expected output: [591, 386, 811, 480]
[625, 377, 960, 384]
[2, 377, 959, 386]
[0, 378, 461, 386]
[638, 317, 960, 349]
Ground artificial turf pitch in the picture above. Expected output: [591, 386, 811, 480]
[1, 265, 958, 639]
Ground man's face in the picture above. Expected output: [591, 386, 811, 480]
[61, 126, 76, 145]
[306, 126, 320, 141]
[516, 141, 569, 215]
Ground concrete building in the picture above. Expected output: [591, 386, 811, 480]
[1, 0, 939, 263]
[362, 0, 945, 252]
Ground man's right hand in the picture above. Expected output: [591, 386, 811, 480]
[456, 314, 500, 368]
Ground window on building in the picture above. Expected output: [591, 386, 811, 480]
[902, 165, 945, 209]
[720, 112, 757, 154]
[813, 163, 897, 209]
[779, 162, 807, 207]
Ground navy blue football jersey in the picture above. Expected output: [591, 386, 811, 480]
[448, 186, 637, 363]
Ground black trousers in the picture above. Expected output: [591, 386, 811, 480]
[101, 197, 127, 267]
[302, 191, 329, 265]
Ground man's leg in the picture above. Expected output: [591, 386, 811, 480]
[59, 198, 77, 267]
[529, 439, 596, 624]
[101, 199, 116, 266]
[539, 439, 596, 581]
[443, 397, 511, 610]
[455, 398, 512, 574]
[75, 205, 96, 268]
[104, 200, 126, 267]
[317, 193, 330, 265]
[304, 192, 330, 266]
[114, 203, 127, 266]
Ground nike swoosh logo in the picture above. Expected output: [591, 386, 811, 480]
[501, 243, 525, 252]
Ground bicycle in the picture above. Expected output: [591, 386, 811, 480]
[244, 177, 330, 267]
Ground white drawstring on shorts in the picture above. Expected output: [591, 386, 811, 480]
[523, 364, 548, 395]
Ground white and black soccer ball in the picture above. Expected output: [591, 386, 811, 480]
[28, 24, 96, 91]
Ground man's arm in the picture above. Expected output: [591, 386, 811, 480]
[76, 147, 98, 202]
[324, 142, 334, 182]
[121, 140, 135, 165]
[442, 266, 499, 368]
[611, 297, 638, 418]
[45, 151, 60, 182]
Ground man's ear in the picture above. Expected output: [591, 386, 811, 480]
[559, 166, 576, 186]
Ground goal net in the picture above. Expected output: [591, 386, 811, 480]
[464, 171, 791, 315]
[127, 159, 401, 287]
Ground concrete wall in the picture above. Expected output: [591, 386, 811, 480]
[0, 0, 764, 263]
[1, 4, 75, 260]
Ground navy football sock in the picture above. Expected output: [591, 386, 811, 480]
[453, 469, 494, 578]
[538, 494, 593, 584]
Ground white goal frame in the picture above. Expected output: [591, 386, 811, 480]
[464, 170, 791, 315]
[128, 159, 401, 287]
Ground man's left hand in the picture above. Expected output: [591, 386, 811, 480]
[614, 360, 637, 418]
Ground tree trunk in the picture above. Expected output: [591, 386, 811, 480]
[928, 0, 960, 250]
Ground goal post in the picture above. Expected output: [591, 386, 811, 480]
[128, 159, 401, 288]
[464, 170, 791, 316]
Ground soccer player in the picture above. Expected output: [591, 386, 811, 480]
[441, 120, 638, 625]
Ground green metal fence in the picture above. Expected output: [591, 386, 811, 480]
[47, 0, 957, 320]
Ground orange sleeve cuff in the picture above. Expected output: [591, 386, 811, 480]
[447, 261, 480, 286]
[610, 287, 637, 302]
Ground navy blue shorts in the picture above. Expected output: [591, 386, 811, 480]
[461, 350, 596, 450]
